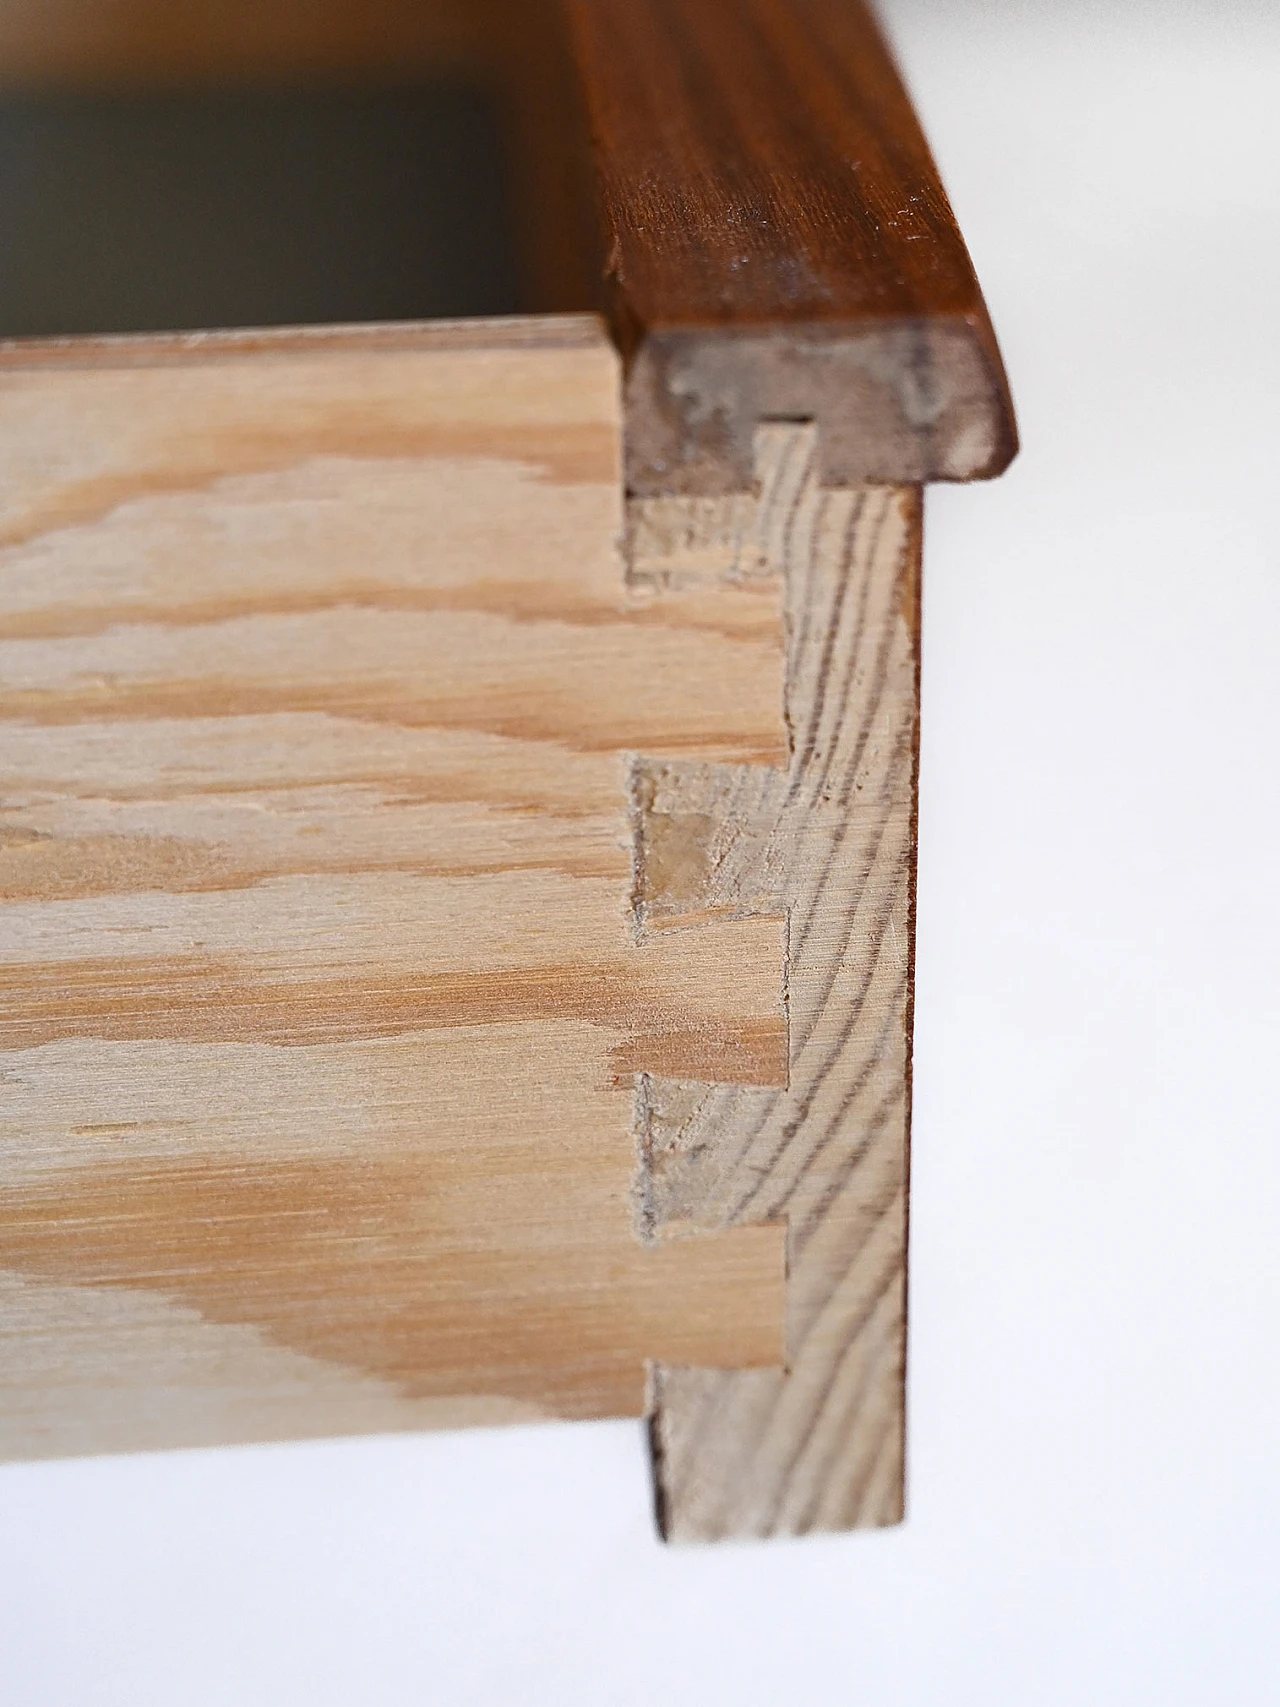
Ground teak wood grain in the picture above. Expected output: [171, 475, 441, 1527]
[0, 0, 1016, 1541]
[561, 0, 1016, 494]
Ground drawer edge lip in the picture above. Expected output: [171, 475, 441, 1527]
[0, 312, 613, 372]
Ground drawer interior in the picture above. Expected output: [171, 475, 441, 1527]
[0, 0, 592, 337]
[0, 85, 522, 337]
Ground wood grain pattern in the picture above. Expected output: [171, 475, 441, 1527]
[0, 0, 1019, 1538]
[0, 314, 791, 1458]
[631, 423, 918, 1539]
[561, 0, 1016, 494]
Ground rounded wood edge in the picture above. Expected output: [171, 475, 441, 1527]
[622, 314, 1017, 496]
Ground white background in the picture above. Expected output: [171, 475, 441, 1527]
[2, 2, 1278, 1700]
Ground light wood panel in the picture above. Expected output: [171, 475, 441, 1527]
[0, 314, 789, 1458]
[631, 424, 919, 1539]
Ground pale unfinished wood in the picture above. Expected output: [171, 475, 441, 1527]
[0, 314, 791, 1457]
[630, 423, 919, 1539]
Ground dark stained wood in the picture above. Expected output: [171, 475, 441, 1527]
[560, 0, 1017, 493]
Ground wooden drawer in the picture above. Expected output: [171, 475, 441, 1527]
[0, 0, 1015, 1541]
